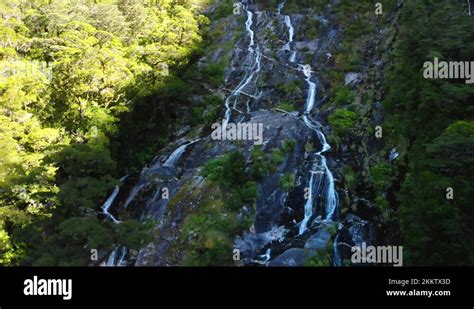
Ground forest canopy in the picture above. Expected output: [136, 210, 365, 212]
[0, 0, 211, 265]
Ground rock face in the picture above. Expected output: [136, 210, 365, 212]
[305, 228, 331, 250]
[345, 72, 362, 86]
[101, 0, 401, 267]
[268, 248, 308, 266]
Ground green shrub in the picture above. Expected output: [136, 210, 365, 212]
[370, 161, 394, 192]
[277, 100, 296, 112]
[280, 172, 296, 190]
[304, 246, 333, 267]
[328, 108, 357, 136]
[342, 164, 357, 190]
[282, 139, 296, 153]
[191, 94, 222, 125]
[213, 0, 234, 19]
[200, 63, 225, 86]
[278, 80, 301, 96]
[249, 146, 272, 179]
[271, 148, 285, 166]
[333, 85, 356, 105]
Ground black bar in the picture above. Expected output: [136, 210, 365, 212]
[0, 267, 472, 306]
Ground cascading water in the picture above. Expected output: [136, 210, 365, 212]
[105, 138, 200, 265]
[277, 1, 285, 14]
[223, 3, 262, 129]
[106, 248, 118, 266]
[279, 1, 297, 63]
[296, 65, 338, 235]
[123, 139, 201, 211]
[103, 1, 345, 267]
[100, 177, 133, 266]
[102, 186, 121, 224]
[246, 9, 255, 48]
[283, 15, 296, 62]
[101, 175, 128, 223]
[117, 247, 127, 266]
[123, 183, 144, 210]
[163, 139, 200, 168]
[105, 246, 127, 267]
[274, 4, 339, 237]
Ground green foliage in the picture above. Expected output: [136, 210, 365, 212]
[249, 144, 287, 179]
[191, 94, 223, 126]
[277, 80, 301, 97]
[332, 85, 356, 105]
[300, 16, 321, 40]
[200, 63, 225, 87]
[181, 183, 252, 266]
[281, 139, 296, 154]
[26, 217, 114, 266]
[280, 172, 296, 191]
[201, 151, 256, 209]
[370, 161, 394, 192]
[304, 241, 333, 267]
[201, 152, 247, 190]
[328, 109, 357, 136]
[213, 0, 234, 19]
[342, 164, 356, 191]
[249, 146, 270, 179]
[0, 0, 210, 265]
[270, 148, 285, 166]
[383, 1, 474, 265]
[276, 100, 296, 112]
[114, 220, 155, 250]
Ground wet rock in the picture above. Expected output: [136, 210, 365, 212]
[304, 228, 331, 250]
[352, 196, 377, 219]
[135, 243, 156, 266]
[235, 226, 288, 263]
[141, 166, 178, 181]
[389, 148, 399, 161]
[267, 248, 307, 266]
[345, 72, 362, 86]
[343, 214, 374, 246]
[116, 1, 385, 267]
[295, 40, 319, 52]
[175, 125, 191, 138]
[373, 101, 384, 124]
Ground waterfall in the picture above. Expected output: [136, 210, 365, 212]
[123, 183, 144, 210]
[108, 137, 201, 264]
[117, 247, 128, 266]
[102, 186, 121, 223]
[272, 3, 340, 262]
[106, 247, 118, 266]
[223, 3, 262, 130]
[123, 139, 200, 210]
[252, 248, 271, 265]
[101, 175, 128, 223]
[105, 246, 127, 267]
[163, 139, 200, 168]
[277, 1, 285, 14]
[298, 63, 339, 235]
[468, 0, 472, 16]
[283, 15, 297, 62]
[246, 10, 255, 50]
[163, 144, 189, 168]
[279, 0, 297, 63]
